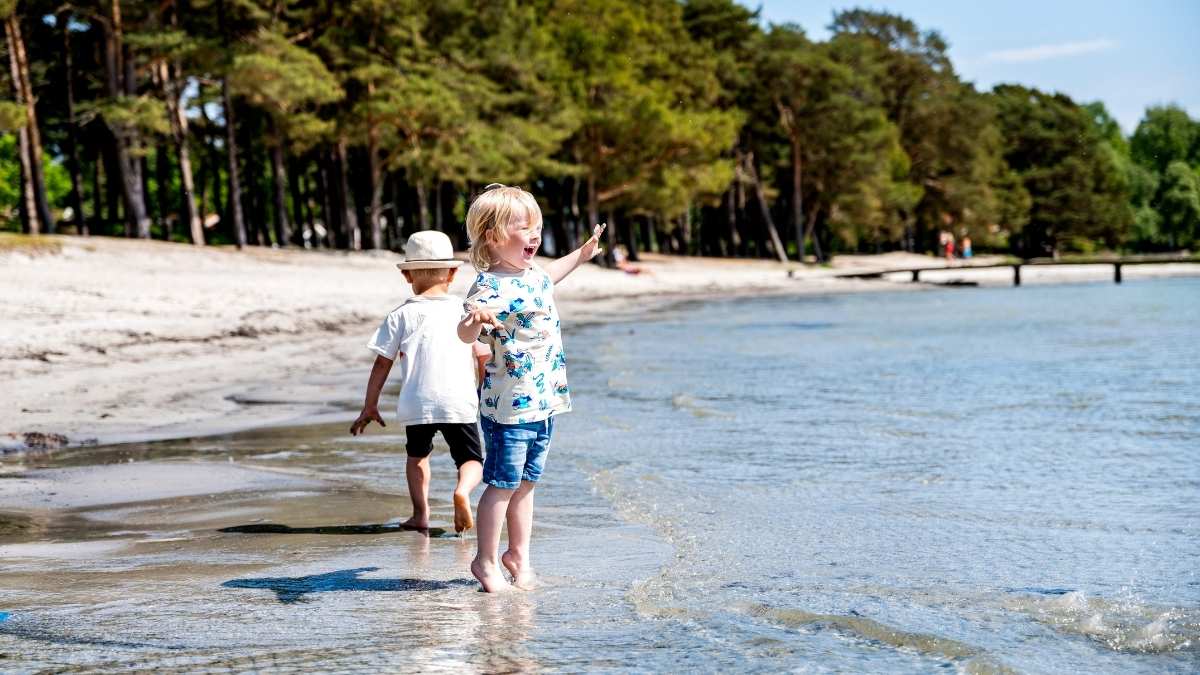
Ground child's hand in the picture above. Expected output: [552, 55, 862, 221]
[350, 406, 385, 436]
[465, 305, 504, 333]
[580, 222, 607, 261]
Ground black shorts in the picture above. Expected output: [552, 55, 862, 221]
[404, 423, 483, 468]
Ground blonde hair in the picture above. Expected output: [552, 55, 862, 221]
[405, 268, 453, 284]
[466, 184, 543, 271]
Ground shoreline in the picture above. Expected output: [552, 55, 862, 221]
[3, 235, 1198, 454]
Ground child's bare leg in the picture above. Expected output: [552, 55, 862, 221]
[403, 456, 431, 530]
[501, 480, 537, 589]
[471, 485, 513, 593]
[453, 460, 483, 533]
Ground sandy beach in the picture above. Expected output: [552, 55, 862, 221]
[3, 234, 1198, 453]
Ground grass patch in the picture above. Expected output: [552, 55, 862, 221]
[0, 232, 64, 255]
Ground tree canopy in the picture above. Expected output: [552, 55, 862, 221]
[1, 0, 1194, 259]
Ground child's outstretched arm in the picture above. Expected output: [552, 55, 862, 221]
[543, 223, 606, 284]
[350, 354, 395, 435]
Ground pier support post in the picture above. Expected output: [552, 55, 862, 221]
[911, 269, 920, 282]
[1114, 263, 1122, 284]
[1013, 264, 1021, 286]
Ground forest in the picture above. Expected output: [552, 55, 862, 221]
[3, 0, 1199, 261]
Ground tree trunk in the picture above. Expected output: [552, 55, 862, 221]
[5, 13, 52, 233]
[269, 129, 290, 247]
[416, 181, 430, 230]
[219, 78, 247, 247]
[100, 2, 152, 238]
[156, 144, 171, 239]
[586, 173, 599, 254]
[435, 181, 446, 231]
[60, 11, 87, 235]
[215, 0, 246, 246]
[803, 204, 823, 263]
[140, 154, 154, 236]
[155, 59, 202, 244]
[384, 173, 400, 249]
[90, 149, 101, 235]
[743, 153, 789, 264]
[365, 151, 383, 249]
[14, 127, 36, 233]
[364, 119, 383, 249]
[725, 187, 740, 256]
[104, 144, 121, 231]
[604, 210, 616, 265]
[623, 218, 640, 261]
[316, 153, 334, 247]
[289, 156, 307, 247]
[791, 135, 803, 262]
[682, 203, 693, 254]
[335, 139, 360, 249]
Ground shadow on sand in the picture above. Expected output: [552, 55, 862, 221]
[219, 522, 455, 538]
[222, 567, 476, 603]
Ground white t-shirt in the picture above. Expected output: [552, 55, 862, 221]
[465, 265, 571, 424]
[367, 295, 479, 426]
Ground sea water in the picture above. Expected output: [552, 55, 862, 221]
[1, 277, 1196, 672]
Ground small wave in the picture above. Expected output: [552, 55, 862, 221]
[1005, 590, 1199, 653]
[744, 603, 1014, 673]
[670, 394, 734, 419]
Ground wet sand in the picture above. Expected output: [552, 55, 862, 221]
[0, 421, 666, 671]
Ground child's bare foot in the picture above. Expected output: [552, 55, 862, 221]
[400, 516, 428, 531]
[471, 556, 512, 593]
[453, 491, 474, 533]
[501, 550, 537, 590]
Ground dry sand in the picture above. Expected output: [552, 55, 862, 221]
[2, 235, 1196, 452]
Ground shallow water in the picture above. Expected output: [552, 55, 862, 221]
[1, 277, 1198, 672]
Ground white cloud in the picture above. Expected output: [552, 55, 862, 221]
[984, 39, 1118, 64]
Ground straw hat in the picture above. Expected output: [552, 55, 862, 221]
[396, 231, 464, 270]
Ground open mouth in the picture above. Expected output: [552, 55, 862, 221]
[523, 246, 536, 257]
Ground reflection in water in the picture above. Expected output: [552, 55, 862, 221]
[473, 592, 539, 672]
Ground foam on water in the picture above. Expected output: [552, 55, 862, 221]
[1006, 590, 1199, 654]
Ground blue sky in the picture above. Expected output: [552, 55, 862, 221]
[748, 1, 1200, 133]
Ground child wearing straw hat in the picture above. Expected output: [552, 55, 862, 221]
[350, 230, 488, 534]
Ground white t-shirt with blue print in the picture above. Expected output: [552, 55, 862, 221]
[465, 265, 571, 424]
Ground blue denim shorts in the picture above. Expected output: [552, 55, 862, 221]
[480, 416, 555, 489]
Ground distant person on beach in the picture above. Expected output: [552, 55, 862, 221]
[350, 230, 488, 534]
[961, 235, 973, 259]
[458, 183, 606, 592]
[943, 232, 956, 263]
[612, 244, 645, 275]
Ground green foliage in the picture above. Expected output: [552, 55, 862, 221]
[1158, 161, 1200, 247]
[8, 0, 1194, 256]
[1131, 105, 1199, 175]
[549, 0, 739, 217]
[0, 102, 25, 132]
[0, 133, 71, 227]
[229, 29, 342, 149]
[80, 96, 171, 149]
[829, 10, 1006, 250]
[990, 85, 1131, 255]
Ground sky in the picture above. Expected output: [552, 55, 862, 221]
[747, 0, 1200, 133]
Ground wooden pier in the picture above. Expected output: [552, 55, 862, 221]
[833, 254, 1200, 286]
